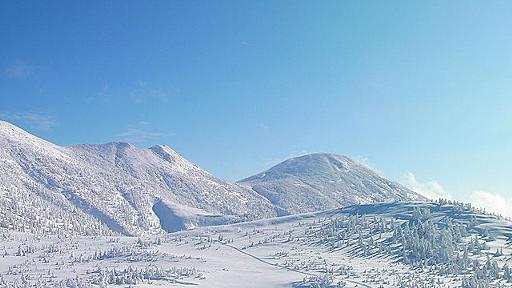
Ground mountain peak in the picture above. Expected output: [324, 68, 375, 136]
[0, 120, 71, 161]
[0, 120, 30, 136]
[296, 152, 349, 158]
[286, 152, 354, 164]
[240, 153, 425, 214]
[149, 144, 185, 162]
[150, 144, 174, 152]
[242, 152, 356, 182]
[105, 141, 135, 149]
[0, 119, 13, 127]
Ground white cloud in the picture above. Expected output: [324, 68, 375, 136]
[2, 61, 33, 78]
[403, 172, 512, 218]
[470, 191, 512, 218]
[402, 172, 452, 200]
[115, 128, 175, 143]
[240, 41, 254, 47]
[0, 112, 57, 131]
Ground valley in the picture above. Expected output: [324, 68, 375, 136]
[1, 201, 511, 287]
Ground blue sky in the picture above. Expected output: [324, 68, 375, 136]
[1, 1, 511, 211]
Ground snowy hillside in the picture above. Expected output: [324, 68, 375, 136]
[1, 200, 511, 287]
[239, 153, 426, 214]
[0, 121, 427, 237]
[0, 121, 277, 236]
[0, 120, 509, 287]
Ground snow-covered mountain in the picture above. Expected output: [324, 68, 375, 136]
[0, 121, 425, 236]
[239, 153, 426, 214]
[6, 121, 509, 287]
[0, 120, 277, 236]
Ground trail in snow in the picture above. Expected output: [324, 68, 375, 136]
[221, 243, 372, 288]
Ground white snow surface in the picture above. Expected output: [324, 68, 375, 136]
[1, 201, 511, 287]
[1, 120, 511, 287]
[0, 120, 423, 237]
[0, 121, 275, 236]
[239, 153, 426, 214]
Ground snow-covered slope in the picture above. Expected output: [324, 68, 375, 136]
[2, 200, 511, 287]
[0, 121, 277, 236]
[239, 153, 426, 214]
[0, 121, 427, 237]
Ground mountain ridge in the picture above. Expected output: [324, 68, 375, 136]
[0, 120, 425, 236]
[0, 120, 278, 235]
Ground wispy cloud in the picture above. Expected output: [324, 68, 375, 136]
[402, 172, 512, 218]
[240, 41, 254, 47]
[85, 81, 179, 106]
[0, 112, 57, 131]
[130, 81, 172, 104]
[402, 172, 452, 200]
[2, 60, 34, 78]
[115, 128, 175, 143]
[470, 191, 512, 218]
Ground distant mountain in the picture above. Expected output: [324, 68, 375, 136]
[0, 120, 277, 236]
[239, 153, 426, 214]
[0, 121, 426, 236]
